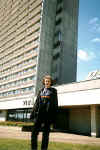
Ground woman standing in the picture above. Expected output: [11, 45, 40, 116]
[30, 75, 58, 150]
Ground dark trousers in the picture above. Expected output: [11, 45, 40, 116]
[31, 120, 50, 150]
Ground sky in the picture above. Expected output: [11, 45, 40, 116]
[77, 0, 100, 81]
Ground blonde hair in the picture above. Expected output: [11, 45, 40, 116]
[42, 75, 54, 86]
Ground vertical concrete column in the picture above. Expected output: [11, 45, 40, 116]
[36, 0, 57, 94]
[91, 105, 97, 137]
[59, 0, 79, 84]
[91, 105, 100, 137]
[0, 110, 7, 121]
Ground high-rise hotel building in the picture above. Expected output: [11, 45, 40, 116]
[0, 0, 79, 121]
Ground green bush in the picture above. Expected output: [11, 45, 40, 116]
[0, 121, 34, 127]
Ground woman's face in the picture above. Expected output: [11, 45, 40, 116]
[44, 78, 51, 88]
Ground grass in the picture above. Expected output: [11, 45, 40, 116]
[0, 138, 100, 150]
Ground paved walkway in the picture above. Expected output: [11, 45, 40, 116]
[0, 126, 100, 145]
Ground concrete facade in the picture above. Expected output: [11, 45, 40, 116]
[0, 0, 43, 122]
[0, 0, 79, 107]
[36, 0, 57, 93]
[36, 0, 79, 93]
[0, 0, 42, 108]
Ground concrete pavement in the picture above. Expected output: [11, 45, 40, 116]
[0, 126, 100, 145]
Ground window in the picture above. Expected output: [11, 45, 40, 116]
[58, 31, 62, 42]
[33, 47, 38, 51]
[56, 6, 62, 14]
[55, 18, 62, 25]
[54, 41, 60, 48]
[57, 0, 62, 4]
[7, 109, 33, 122]
[53, 52, 60, 60]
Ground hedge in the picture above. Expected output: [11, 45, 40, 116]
[0, 121, 34, 127]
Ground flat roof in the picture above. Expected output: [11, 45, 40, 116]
[55, 78, 100, 94]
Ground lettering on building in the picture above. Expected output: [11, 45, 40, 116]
[23, 100, 33, 106]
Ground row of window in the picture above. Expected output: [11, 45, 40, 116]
[53, 0, 63, 55]
[0, 55, 37, 75]
[0, 0, 41, 36]
[0, 74, 36, 89]
[0, 65, 36, 81]
[0, 12, 40, 55]
[7, 108, 32, 122]
[0, 86, 35, 97]
[0, 37, 39, 62]
[0, 49, 38, 68]
[51, 0, 63, 79]
[53, 0, 63, 50]
[0, 19, 40, 49]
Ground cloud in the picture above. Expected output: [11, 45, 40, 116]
[88, 17, 100, 33]
[89, 17, 99, 24]
[91, 38, 100, 43]
[97, 27, 100, 32]
[78, 49, 96, 61]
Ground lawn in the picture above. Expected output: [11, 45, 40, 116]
[0, 138, 100, 150]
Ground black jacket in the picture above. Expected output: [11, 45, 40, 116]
[30, 87, 58, 124]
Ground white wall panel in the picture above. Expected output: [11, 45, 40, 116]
[0, 94, 34, 110]
[58, 88, 100, 106]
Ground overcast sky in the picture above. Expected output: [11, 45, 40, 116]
[77, 0, 100, 81]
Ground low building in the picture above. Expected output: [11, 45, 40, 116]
[1, 78, 100, 137]
[55, 78, 100, 137]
